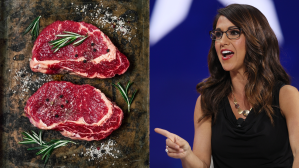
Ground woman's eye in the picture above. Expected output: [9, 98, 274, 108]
[215, 31, 222, 37]
[229, 30, 240, 35]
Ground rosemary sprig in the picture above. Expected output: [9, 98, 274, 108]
[49, 31, 89, 53]
[112, 81, 138, 112]
[23, 16, 41, 40]
[19, 130, 76, 165]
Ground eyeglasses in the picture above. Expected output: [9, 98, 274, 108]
[210, 27, 242, 40]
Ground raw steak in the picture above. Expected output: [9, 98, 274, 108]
[24, 81, 124, 141]
[30, 20, 130, 78]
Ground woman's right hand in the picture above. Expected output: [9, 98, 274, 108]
[155, 128, 192, 159]
[154, 96, 211, 168]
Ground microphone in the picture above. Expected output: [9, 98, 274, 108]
[237, 118, 244, 128]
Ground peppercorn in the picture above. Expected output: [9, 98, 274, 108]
[55, 114, 59, 118]
[93, 49, 97, 52]
[83, 60, 87, 63]
[107, 49, 110, 52]
[75, 54, 78, 57]
[60, 95, 63, 98]
[46, 98, 49, 102]
[61, 105, 64, 108]
[91, 43, 95, 46]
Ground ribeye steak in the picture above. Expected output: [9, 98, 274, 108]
[24, 81, 124, 141]
[30, 20, 130, 78]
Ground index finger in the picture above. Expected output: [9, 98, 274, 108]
[154, 128, 175, 141]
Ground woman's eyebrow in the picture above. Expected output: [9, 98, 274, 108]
[215, 26, 238, 31]
[228, 26, 238, 29]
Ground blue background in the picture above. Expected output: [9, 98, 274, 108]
[150, 0, 299, 167]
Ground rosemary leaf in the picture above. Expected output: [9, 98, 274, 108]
[23, 16, 40, 35]
[31, 130, 40, 142]
[38, 130, 44, 145]
[46, 139, 60, 145]
[54, 142, 69, 149]
[125, 81, 132, 93]
[32, 19, 40, 40]
[42, 145, 54, 160]
[36, 145, 51, 155]
[129, 89, 138, 105]
[51, 38, 69, 49]
[19, 140, 36, 144]
[53, 38, 71, 53]
[22, 137, 31, 140]
[19, 130, 76, 166]
[58, 37, 77, 48]
[54, 37, 72, 47]
[23, 22, 35, 36]
[56, 34, 77, 37]
[49, 38, 65, 44]
[22, 132, 39, 144]
[73, 36, 88, 46]
[22, 132, 31, 138]
[63, 31, 80, 36]
[113, 81, 138, 113]
[36, 20, 40, 39]
[27, 146, 44, 151]
[112, 83, 129, 104]
[31, 130, 38, 137]
[49, 31, 89, 53]
[44, 153, 51, 165]
[23, 16, 41, 40]
[117, 83, 129, 101]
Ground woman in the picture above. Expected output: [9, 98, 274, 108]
[155, 4, 299, 168]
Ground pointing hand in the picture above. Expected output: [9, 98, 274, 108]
[155, 128, 192, 159]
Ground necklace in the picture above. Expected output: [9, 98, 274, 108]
[231, 87, 252, 117]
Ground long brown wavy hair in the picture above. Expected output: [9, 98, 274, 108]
[196, 4, 290, 124]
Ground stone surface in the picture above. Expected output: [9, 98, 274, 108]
[0, 0, 149, 167]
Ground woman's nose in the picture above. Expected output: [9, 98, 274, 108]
[219, 33, 230, 46]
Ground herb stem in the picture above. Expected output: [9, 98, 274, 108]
[49, 31, 89, 53]
[19, 130, 76, 165]
[23, 16, 41, 40]
[112, 81, 138, 112]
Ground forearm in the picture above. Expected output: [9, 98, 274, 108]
[181, 151, 209, 168]
[293, 154, 299, 168]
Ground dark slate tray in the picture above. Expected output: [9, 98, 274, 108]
[0, 0, 149, 167]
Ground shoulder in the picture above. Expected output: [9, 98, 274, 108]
[279, 85, 299, 116]
[196, 95, 202, 107]
[194, 95, 202, 117]
[279, 85, 298, 101]
[194, 95, 211, 124]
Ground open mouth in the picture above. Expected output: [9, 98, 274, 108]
[221, 50, 234, 60]
[222, 50, 234, 57]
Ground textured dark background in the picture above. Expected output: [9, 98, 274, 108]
[0, 0, 149, 167]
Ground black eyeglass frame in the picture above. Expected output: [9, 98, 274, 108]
[209, 27, 242, 41]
